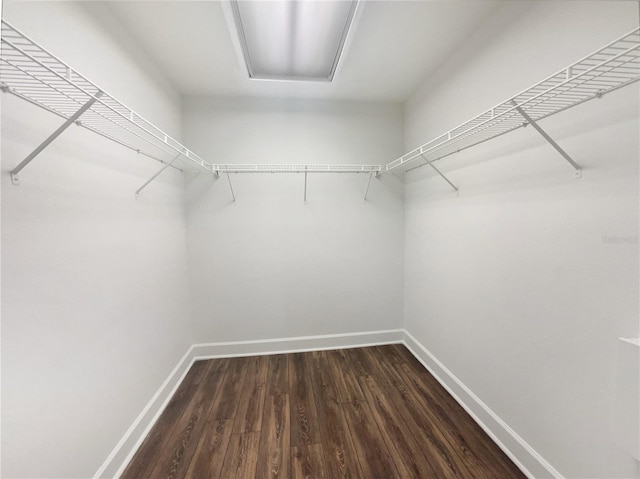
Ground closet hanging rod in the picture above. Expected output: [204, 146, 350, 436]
[0, 20, 216, 178]
[385, 27, 640, 174]
[212, 164, 382, 174]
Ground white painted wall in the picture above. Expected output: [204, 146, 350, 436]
[183, 97, 404, 342]
[1, 3, 193, 478]
[403, 2, 639, 478]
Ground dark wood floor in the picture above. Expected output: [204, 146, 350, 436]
[121, 344, 526, 479]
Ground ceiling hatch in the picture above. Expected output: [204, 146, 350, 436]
[230, 0, 358, 82]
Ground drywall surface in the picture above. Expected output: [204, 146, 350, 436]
[1, 3, 193, 478]
[184, 97, 404, 342]
[404, 2, 639, 478]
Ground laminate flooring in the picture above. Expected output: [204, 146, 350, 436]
[121, 344, 526, 478]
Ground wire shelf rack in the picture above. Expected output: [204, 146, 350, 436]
[386, 27, 640, 174]
[2, 19, 638, 187]
[0, 20, 218, 175]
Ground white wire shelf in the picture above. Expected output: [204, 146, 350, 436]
[386, 27, 640, 174]
[0, 20, 216, 175]
[3, 18, 638, 188]
[213, 164, 381, 174]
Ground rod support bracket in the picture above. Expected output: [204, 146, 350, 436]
[10, 172, 20, 185]
[364, 171, 374, 201]
[225, 172, 236, 203]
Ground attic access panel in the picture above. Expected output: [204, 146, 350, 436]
[230, 0, 358, 82]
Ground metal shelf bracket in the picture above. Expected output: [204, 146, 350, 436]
[135, 152, 184, 199]
[304, 167, 308, 202]
[226, 172, 236, 203]
[420, 154, 459, 194]
[364, 171, 374, 200]
[11, 91, 103, 185]
[512, 101, 582, 178]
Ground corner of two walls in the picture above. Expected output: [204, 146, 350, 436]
[1, 3, 193, 478]
[402, 2, 639, 478]
[1, 4, 408, 477]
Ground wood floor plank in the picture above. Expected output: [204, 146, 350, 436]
[188, 359, 214, 385]
[341, 398, 401, 478]
[266, 354, 289, 396]
[183, 419, 233, 479]
[289, 352, 321, 446]
[233, 355, 269, 434]
[325, 349, 364, 403]
[342, 348, 373, 377]
[120, 385, 197, 479]
[364, 347, 473, 479]
[255, 394, 290, 479]
[120, 361, 212, 479]
[146, 359, 231, 479]
[308, 351, 363, 479]
[376, 343, 408, 365]
[309, 351, 339, 402]
[219, 432, 261, 479]
[291, 444, 326, 479]
[154, 400, 206, 479]
[358, 373, 440, 479]
[208, 356, 249, 421]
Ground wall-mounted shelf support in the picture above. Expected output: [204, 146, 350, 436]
[420, 154, 459, 194]
[226, 172, 236, 202]
[512, 101, 582, 178]
[10, 91, 103, 185]
[135, 152, 184, 198]
[304, 167, 308, 202]
[364, 171, 374, 200]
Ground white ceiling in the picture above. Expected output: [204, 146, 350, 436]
[106, 0, 502, 102]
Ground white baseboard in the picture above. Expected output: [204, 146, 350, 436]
[94, 329, 403, 478]
[94, 345, 196, 479]
[192, 329, 404, 359]
[402, 330, 563, 479]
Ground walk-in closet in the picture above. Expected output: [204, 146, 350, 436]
[2, 1, 638, 478]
